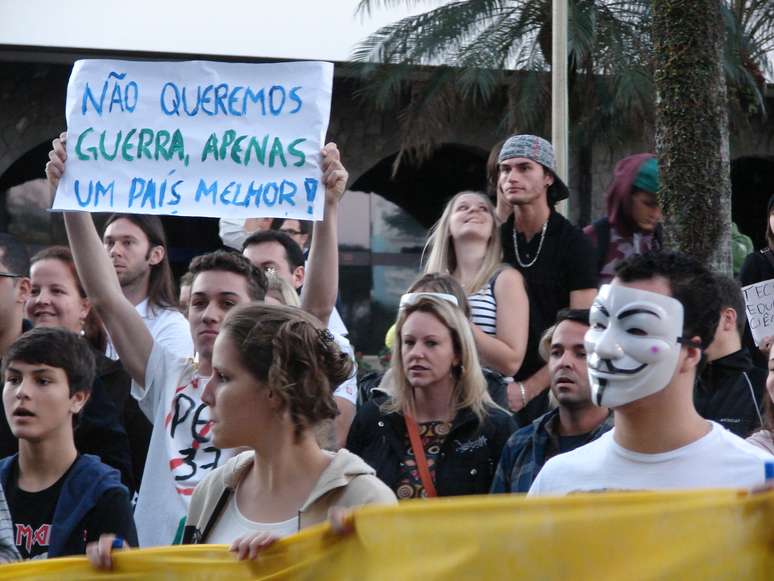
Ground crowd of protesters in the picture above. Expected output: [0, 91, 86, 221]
[0, 131, 771, 566]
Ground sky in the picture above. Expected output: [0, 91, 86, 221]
[0, 0, 442, 62]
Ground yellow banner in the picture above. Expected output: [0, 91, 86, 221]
[2, 489, 772, 580]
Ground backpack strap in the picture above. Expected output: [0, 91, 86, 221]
[181, 487, 232, 545]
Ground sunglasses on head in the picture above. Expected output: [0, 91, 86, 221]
[399, 292, 459, 310]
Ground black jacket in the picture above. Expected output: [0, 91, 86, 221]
[695, 349, 766, 438]
[346, 398, 516, 496]
[0, 343, 137, 494]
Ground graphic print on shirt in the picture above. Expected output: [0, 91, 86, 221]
[164, 376, 222, 496]
[15, 523, 51, 559]
[396, 421, 450, 499]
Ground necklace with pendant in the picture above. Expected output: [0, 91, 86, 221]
[512, 220, 548, 268]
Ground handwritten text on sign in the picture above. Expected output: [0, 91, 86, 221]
[742, 278, 774, 345]
[52, 59, 333, 220]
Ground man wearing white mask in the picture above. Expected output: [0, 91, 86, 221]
[529, 252, 772, 495]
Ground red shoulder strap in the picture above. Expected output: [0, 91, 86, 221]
[404, 414, 438, 498]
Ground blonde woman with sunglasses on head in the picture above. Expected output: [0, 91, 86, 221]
[347, 295, 516, 499]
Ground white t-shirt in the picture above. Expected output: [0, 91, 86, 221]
[327, 306, 348, 338]
[332, 332, 357, 406]
[106, 299, 193, 360]
[206, 492, 299, 545]
[132, 342, 235, 547]
[219, 218, 251, 251]
[528, 422, 773, 496]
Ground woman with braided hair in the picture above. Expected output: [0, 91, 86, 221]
[176, 303, 395, 557]
[89, 300, 395, 568]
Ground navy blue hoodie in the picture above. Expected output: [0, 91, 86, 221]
[0, 453, 136, 558]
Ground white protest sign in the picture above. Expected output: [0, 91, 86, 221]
[742, 278, 774, 345]
[53, 59, 333, 220]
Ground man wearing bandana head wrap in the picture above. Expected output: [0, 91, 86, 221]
[496, 135, 598, 427]
[529, 253, 773, 495]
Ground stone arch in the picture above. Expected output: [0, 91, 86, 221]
[0, 139, 64, 243]
[350, 143, 489, 228]
[0, 64, 69, 181]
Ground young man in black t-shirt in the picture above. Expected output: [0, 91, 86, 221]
[496, 135, 598, 425]
[1, 327, 136, 560]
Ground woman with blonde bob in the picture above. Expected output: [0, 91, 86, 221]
[423, 191, 529, 382]
[347, 295, 516, 499]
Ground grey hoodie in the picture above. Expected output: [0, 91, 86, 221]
[183, 449, 396, 543]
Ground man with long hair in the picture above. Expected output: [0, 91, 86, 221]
[102, 213, 193, 359]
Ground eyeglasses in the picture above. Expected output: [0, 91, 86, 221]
[399, 292, 459, 309]
[0, 272, 22, 279]
[280, 229, 303, 237]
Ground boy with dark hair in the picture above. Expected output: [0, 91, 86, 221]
[696, 274, 766, 437]
[243, 230, 306, 289]
[191, 249, 269, 302]
[529, 252, 772, 495]
[0, 327, 136, 559]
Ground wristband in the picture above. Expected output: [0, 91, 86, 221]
[518, 382, 528, 408]
[111, 536, 125, 550]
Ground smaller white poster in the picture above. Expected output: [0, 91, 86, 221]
[742, 278, 774, 346]
[52, 59, 333, 220]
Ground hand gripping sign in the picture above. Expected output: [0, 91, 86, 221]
[52, 59, 333, 220]
[742, 278, 774, 346]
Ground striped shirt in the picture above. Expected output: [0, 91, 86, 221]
[469, 282, 497, 336]
[0, 483, 19, 562]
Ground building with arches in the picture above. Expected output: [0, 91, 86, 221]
[2, 4, 774, 352]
